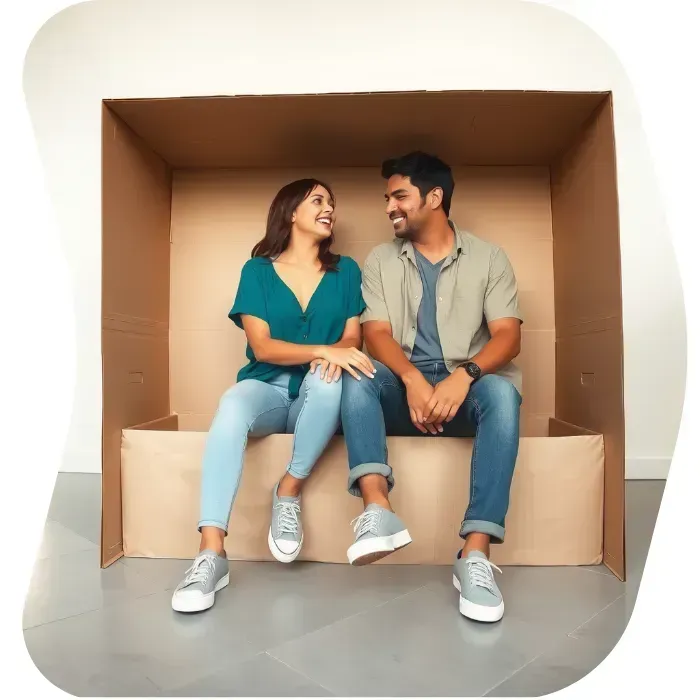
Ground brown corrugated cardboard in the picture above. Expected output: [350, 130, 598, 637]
[121, 428, 604, 566]
[101, 89, 625, 578]
[106, 91, 606, 168]
[551, 95, 626, 579]
[101, 106, 172, 566]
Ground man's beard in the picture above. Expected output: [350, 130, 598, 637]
[394, 222, 420, 241]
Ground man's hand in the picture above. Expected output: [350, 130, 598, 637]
[404, 372, 441, 435]
[424, 368, 473, 426]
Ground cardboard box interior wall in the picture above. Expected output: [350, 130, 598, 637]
[102, 90, 625, 580]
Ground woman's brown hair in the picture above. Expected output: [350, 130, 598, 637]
[251, 178, 340, 271]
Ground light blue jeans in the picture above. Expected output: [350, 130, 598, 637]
[198, 368, 342, 533]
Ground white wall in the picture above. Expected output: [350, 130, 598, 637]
[22, 0, 685, 478]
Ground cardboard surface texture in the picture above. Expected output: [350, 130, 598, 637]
[102, 90, 625, 578]
[121, 422, 604, 566]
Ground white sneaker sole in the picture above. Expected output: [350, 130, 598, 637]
[452, 574, 504, 622]
[268, 527, 303, 563]
[347, 529, 412, 566]
[171, 572, 230, 613]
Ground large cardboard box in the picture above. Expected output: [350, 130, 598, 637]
[101, 90, 625, 579]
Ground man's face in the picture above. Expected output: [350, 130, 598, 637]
[384, 175, 432, 240]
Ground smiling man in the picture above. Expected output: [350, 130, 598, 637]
[340, 151, 523, 623]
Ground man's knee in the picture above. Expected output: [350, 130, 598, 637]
[341, 359, 390, 404]
[470, 375, 521, 423]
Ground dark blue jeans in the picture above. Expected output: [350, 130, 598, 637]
[340, 360, 522, 543]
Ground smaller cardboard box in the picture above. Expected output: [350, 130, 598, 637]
[101, 90, 625, 579]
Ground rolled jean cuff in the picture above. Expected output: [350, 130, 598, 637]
[347, 462, 394, 498]
[286, 465, 310, 480]
[198, 519, 229, 534]
[459, 519, 505, 545]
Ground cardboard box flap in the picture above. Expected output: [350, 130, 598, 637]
[106, 90, 609, 169]
[551, 95, 623, 333]
[550, 93, 625, 580]
[101, 104, 172, 567]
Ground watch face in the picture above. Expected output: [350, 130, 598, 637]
[466, 362, 481, 379]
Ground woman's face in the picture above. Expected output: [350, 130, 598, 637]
[292, 185, 336, 240]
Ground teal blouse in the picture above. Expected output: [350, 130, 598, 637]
[229, 255, 366, 399]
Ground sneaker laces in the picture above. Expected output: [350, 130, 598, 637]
[351, 509, 381, 537]
[274, 501, 301, 536]
[182, 552, 217, 586]
[466, 557, 502, 595]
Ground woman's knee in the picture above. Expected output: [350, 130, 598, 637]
[214, 380, 263, 425]
[305, 367, 343, 404]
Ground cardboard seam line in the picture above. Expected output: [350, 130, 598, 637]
[555, 316, 622, 338]
[103, 314, 169, 337]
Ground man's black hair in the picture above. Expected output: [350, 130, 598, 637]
[381, 151, 455, 216]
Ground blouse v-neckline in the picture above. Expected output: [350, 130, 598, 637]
[271, 262, 328, 315]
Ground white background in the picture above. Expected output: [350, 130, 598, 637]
[21, 0, 687, 480]
[1, 0, 698, 697]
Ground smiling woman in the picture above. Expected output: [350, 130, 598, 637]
[251, 178, 340, 271]
[170, 177, 375, 614]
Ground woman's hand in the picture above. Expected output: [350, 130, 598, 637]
[315, 346, 376, 381]
[310, 358, 342, 383]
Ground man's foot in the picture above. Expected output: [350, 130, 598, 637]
[268, 481, 303, 563]
[347, 504, 412, 565]
[452, 550, 504, 622]
[171, 549, 229, 613]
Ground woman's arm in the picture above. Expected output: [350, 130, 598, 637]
[328, 316, 363, 351]
[240, 315, 373, 380]
[240, 315, 325, 366]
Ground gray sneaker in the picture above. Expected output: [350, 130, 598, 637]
[268, 482, 303, 563]
[347, 504, 412, 566]
[171, 549, 230, 613]
[452, 550, 504, 622]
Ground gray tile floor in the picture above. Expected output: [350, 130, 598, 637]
[23, 474, 664, 697]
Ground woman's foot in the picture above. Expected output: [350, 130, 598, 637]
[171, 550, 230, 613]
[268, 481, 304, 563]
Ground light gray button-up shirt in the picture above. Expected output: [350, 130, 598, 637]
[360, 221, 524, 394]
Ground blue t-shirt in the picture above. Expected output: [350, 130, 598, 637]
[410, 248, 446, 368]
[229, 255, 366, 399]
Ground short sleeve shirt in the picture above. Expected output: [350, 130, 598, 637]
[229, 255, 365, 399]
[359, 222, 524, 394]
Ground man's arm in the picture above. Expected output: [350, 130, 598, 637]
[363, 321, 417, 383]
[468, 245, 523, 375]
[424, 247, 523, 425]
[463, 317, 521, 377]
[364, 321, 438, 433]
[360, 251, 438, 433]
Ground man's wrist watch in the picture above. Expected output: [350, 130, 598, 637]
[459, 361, 482, 382]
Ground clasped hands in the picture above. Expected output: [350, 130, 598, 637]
[405, 369, 473, 434]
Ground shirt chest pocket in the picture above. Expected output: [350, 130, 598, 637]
[447, 280, 488, 336]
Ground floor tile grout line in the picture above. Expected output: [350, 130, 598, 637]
[33, 544, 101, 564]
[265, 584, 430, 656]
[148, 649, 267, 695]
[565, 592, 626, 639]
[22, 589, 168, 634]
[480, 651, 545, 697]
[263, 652, 337, 696]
